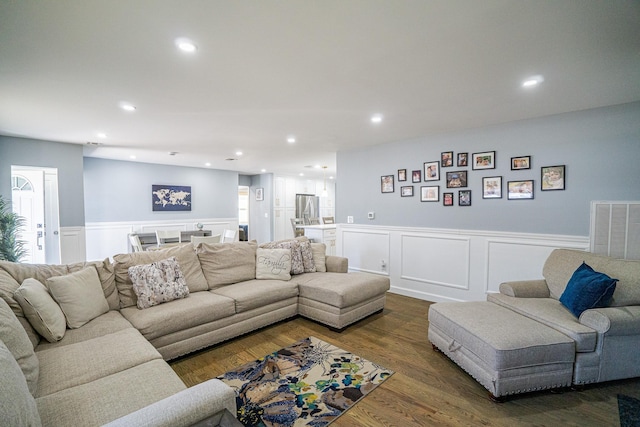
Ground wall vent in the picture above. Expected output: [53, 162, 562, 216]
[590, 201, 640, 260]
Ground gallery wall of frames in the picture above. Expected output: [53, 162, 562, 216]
[381, 150, 565, 207]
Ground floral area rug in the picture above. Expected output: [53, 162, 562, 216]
[217, 336, 393, 426]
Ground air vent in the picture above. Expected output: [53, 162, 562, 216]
[225, 158, 238, 161]
[86, 142, 102, 146]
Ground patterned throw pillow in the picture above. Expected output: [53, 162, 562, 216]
[260, 239, 304, 275]
[128, 257, 189, 309]
[256, 248, 292, 280]
[295, 236, 316, 273]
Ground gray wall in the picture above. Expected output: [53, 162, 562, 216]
[83, 157, 239, 222]
[248, 173, 273, 243]
[0, 135, 85, 227]
[336, 102, 640, 236]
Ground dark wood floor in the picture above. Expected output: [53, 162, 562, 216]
[170, 293, 639, 426]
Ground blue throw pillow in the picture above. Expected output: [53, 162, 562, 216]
[559, 262, 617, 318]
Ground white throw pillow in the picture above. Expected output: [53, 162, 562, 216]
[256, 248, 292, 280]
[14, 278, 66, 343]
[128, 257, 189, 309]
[47, 266, 110, 329]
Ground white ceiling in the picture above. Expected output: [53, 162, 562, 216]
[1, 1, 639, 180]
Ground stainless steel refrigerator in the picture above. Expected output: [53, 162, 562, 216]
[295, 194, 319, 223]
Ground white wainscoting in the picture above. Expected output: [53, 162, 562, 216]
[85, 218, 239, 261]
[60, 227, 86, 264]
[336, 224, 589, 303]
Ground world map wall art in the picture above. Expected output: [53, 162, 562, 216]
[152, 184, 192, 211]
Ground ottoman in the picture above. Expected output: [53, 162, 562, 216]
[428, 301, 575, 400]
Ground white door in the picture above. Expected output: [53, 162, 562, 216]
[11, 169, 46, 263]
[44, 170, 61, 264]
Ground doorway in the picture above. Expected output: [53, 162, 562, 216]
[11, 166, 61, 264]
[238, 186, 249, 241]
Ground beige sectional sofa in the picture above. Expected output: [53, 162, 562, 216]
[0, 238, 390, 426]
[429, 249, 640, 399]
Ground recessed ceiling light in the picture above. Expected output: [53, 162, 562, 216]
[287, 136, 296, 143]
[120, 102, 136, 112]
[205, 162, 211, 167]
[175, 38, 197, 53]
[522, 75, 544, 88]
[235, 151, 243, 156]
[371, 114, 383, 123]
[97, 132, 107, 139]
[329, 176, 334, 180]
[129, 155, 136, 159]
[299, 173, 304, 177]
[261, 169, 267, 173]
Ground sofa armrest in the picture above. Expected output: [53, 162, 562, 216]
[579, 305, 640, 335]
[103, 379, 237, 427]
[325, 256, 348, 273]
[499, 280, 550, 298]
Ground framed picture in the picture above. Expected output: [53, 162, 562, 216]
[401, 186, 414, 197]
[472, 151, 496, 170]
[256, 187, 264, 201]
[446, 170, 467, 188]
[443, 192, 454, 206]
[423, 161, 440, 181]
[381, 175, 394, 193]
[152, 184, 191, 211]
[459, 190, 472, 206]
[482, 176, 502, 199]
[398, 169, 407, 182]
[457, 152, 468, 167]
[412, 170, 421, 183]
[441, 151, 454, 168]
[541, 165, 565, 191]
[508, 180, 534, 199]
[420, 186, 439, 202]
[511, 156, 531, 170]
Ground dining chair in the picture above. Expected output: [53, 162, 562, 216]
[191, 234, 221, 247]
[322, 216, 335, 224]
[290, 218, 305, 236]
[155, 230, 182, 245]
[128, 234, 143, 252]
[222, 229, 237, 243]
[308, 217, 321, 225]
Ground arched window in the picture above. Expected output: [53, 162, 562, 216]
[11, 175, 33, 192]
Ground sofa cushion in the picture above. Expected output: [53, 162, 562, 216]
[256, 248, 291, 280]
[0, 340, 42, 427]
[68, 258, 120, 311]
[310, 243, 326, 273]
[36, 359, 185, 427]
[487, 292, 597, 352]
[296, 272, 390, 308]
[0, 297, 39, 395]
[120, 291, 236, 341]
[559, 262, 617, 318]
[543, 249, 640, 306]
[35, 311, 134, 352]
[211, 279, 299, 313]
[114, 244, 208, 308]
[260, 239, 304, 275]
[35, 328, 162, 398]
[197, 242, 257, 289]
[296, 236, 316, 273]
[14, 278, 66, 343]
[128, 257, 189, 309]
[47, 266, 109, 329]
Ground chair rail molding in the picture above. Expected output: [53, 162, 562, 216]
[336, 224, 589, 303]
